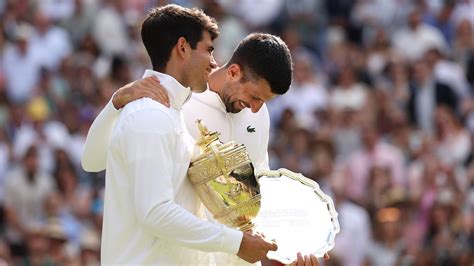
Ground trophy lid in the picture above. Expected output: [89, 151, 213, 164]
[192, 119, 240, 161]
[195, 119, 222, 153]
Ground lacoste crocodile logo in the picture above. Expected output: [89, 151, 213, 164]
[247, 125, 255, 133]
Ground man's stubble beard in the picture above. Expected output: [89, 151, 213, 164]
[221, 86, 240, 114]
[225, 103, 237, 113]
[222, 93, 234, 112]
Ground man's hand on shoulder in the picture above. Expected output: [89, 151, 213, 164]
[112, 76, 170, 109]
[237, 230, 277, 263]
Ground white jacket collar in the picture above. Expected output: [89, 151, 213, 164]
[191, 86, 227, 112]
[143, 69, 191, 110]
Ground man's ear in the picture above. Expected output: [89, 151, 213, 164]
[176, 37, 191, 59]
[226, 63, 243, 82]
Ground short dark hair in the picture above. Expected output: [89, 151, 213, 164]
[141, 4, 219, 71]
[227, 33, 293, 95]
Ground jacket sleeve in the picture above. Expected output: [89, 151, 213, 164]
[81, 98, 120, 172]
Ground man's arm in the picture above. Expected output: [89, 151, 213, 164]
[121, 107, 276, 261]
[81, 98, 119, 172]
[81, 77, 169, 172]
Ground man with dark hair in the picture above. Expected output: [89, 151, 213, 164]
[181, 33, 292, 172]
[140, 4, 219, 92]
[141, 4, 219, 91]
[85, 4, 277, 265]
[225, 33, 293, 96]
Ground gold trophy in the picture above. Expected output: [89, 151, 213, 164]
[187, 120, 260, 231]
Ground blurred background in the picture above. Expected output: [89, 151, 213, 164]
[0, 0, 472, 265]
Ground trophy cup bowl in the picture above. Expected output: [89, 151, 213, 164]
[187, 120, 260, 231]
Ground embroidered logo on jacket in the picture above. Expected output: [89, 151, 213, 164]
[247, 125, 256, 133]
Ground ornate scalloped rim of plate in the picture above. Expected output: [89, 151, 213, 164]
[255, 168, 341, 263]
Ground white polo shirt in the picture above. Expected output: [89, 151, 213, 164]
[100, 70, 242, 265]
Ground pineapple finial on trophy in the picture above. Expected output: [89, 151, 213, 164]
[196, 119, 209, 135]
[195, 119, 221, 152]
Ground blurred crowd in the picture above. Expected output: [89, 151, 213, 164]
[0, 0, 472, 265]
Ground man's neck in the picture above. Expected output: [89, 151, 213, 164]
[161, 63, 188, 88]
[208, 67, 226, 98]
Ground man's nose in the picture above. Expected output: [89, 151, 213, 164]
[210, 56, 218, 69]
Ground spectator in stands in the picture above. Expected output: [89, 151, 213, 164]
[2, 23, 40, 103]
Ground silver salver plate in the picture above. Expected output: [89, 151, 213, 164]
[254, 168, 340, 264]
